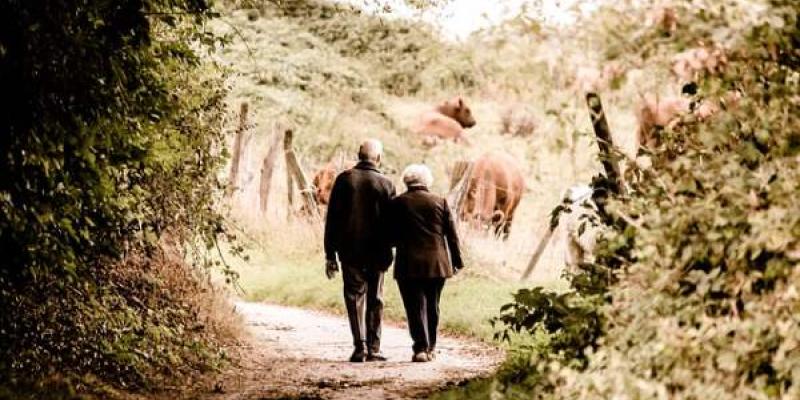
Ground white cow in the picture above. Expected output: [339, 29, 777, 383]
[560, 185, 602, 274]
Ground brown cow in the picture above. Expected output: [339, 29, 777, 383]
[636, 91, 740, 152]
[672, 45, 727, 82]
[312, 162, 338, 207]
[412, 97, 476, 146]
[648, 5, 678, 35]
[311, 160, 355, 207]
[461, 151, 525, 239]
[636, 95, 692, 150]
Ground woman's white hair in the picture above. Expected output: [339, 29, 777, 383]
[402, 164, 434, 188]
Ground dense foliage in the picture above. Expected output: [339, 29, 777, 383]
[489, 0, 800, 398]
[226, 0, 478, 96]
[0, 0, 231, 396]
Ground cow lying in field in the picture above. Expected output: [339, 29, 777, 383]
[412, 97, 476, 146]
[460, 151, 525, 239]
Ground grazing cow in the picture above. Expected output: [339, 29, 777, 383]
[636, 90, 741, 153]
[648, 5, 678, 34]
[559, 185, 602, 275]
[412, 97, 476, 146]
[312, 162, 338, 207]
[636, 95, 693, 150]
[311, 160, 355, 207]
[672, 45, 727, 82]
[461, 151, 525, 239]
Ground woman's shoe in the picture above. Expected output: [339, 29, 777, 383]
[427, 350, 436, 360]
[412, 352, 430, 362]
[349, 349, 367, 362]
[367, 352, 388, 362]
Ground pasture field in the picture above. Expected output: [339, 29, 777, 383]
[212, 3, 586, 342]
[213, 0, 652, 346]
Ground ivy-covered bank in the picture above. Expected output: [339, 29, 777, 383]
[0, 1, 235, 397]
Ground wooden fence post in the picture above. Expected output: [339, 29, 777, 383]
[449, 160, 471, 191]
[259, 126, 284, 214]
[229, 102, 250, 194]
[284, 129, 295, 219]
[283, 129, 319, 220]
[585, 92, 622, 194]
[447, 161, 473, 220]
[521, 225, 556, 281]
[522, 92, 622, 281]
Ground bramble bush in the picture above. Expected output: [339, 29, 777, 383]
[490, 0, 800, 398]
[0, 0, 235, 396]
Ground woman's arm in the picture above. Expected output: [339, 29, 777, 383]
[442, 199, 464, 270]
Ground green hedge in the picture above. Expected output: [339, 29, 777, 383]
[0, 0, 230, 395]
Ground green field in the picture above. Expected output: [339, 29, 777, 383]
[223, 225, 563, 341]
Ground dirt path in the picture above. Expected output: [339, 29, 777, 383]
[204, 301, 503, 399]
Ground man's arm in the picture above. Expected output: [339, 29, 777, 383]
[324, 174, 347, 262]
[442, 199, 464, 271]
[377, 179, 398, 269]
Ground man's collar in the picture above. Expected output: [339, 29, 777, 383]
[355, 160, 380, 172]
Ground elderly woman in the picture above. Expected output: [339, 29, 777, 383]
[390, 164, 464, 362]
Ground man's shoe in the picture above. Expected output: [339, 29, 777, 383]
[427, 350, 436, 360]
[412, 352, 430, 363]
[349, 349, 367, 362]
[367, 352, 388, 362]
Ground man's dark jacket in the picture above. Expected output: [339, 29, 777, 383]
[389, 186, 464, 279]
[324, 160, 396, 270]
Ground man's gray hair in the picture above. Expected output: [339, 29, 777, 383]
[402, 164, 434, 188]
[358, 139, 383, 162]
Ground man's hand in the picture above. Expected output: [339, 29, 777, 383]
[325, 259, 339, 280]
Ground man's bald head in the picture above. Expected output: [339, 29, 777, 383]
[358, 139, 383, 164]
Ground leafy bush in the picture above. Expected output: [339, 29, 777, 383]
[0, 0, 233, 395]
[490, 1, 800, 398]
[251, 0, 479, 96]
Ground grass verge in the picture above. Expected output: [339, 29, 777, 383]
[223, 220, 562, 341]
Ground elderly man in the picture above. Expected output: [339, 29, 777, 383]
[390, 164, 463, 362]
[324, 139, 396, 362]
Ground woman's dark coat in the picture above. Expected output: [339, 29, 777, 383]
[389, 186, 464, 279]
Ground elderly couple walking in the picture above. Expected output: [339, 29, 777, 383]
[323, 139, 464, 363]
